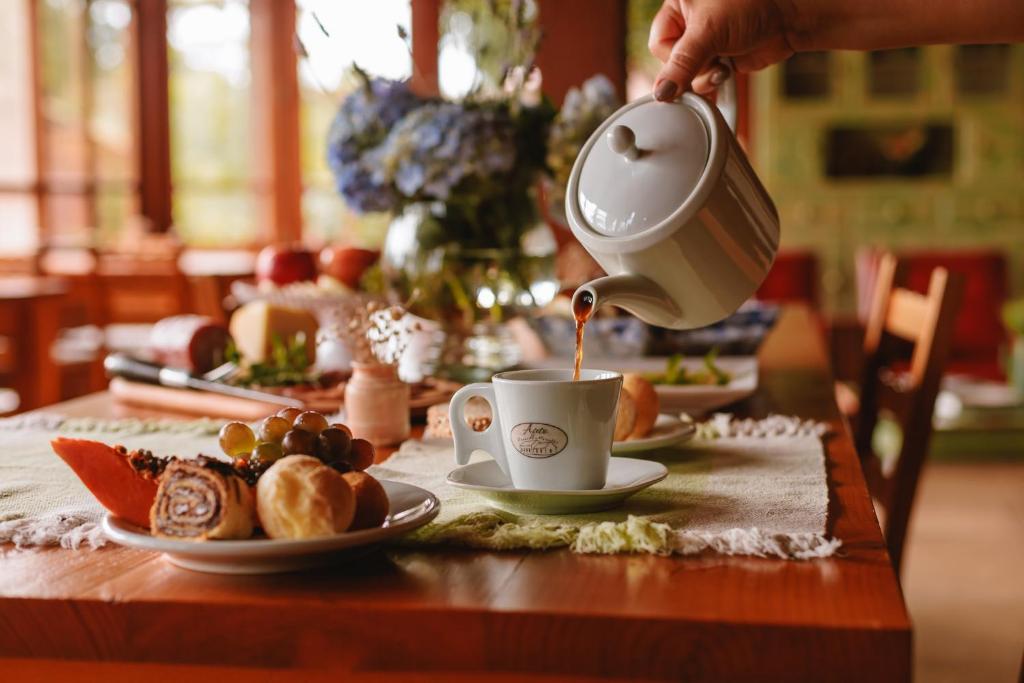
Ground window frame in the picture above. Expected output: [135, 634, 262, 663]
[10, 0, 633, 250]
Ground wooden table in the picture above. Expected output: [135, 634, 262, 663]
[0, 276, 68, 411]
[0, 307, 912, 681]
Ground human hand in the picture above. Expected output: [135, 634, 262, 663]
[649, 0, 797, 100]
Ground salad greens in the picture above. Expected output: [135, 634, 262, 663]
[647, 349, 731, 386]
[224, 333, 318, 387]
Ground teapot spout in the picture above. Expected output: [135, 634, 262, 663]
[573, 274, 683, 329]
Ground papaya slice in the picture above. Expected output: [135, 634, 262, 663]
[51, 437, 159, 528]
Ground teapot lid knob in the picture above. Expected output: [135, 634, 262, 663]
[607, 125, 640, 161]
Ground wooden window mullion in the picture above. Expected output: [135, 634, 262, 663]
[250, 0, 301, 244]
[26, 0, 47, 243]
[411, 0, 440, 97]
[134, 0, 172, 233]
[81, 0, 98, 235]
[535, 0, 627, 105]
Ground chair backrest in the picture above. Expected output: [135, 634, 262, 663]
[854, 253, 963, 575]
[857, 248, 1008, 379]
[96, 254, 191, 324]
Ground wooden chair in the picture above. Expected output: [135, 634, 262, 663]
[97, 253, 191, 324]
[852, 253, 963, 575]
[37, 246, 108, 400]
[857, 248, 1009, 380]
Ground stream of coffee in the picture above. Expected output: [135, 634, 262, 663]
[572, 290, 595, 381]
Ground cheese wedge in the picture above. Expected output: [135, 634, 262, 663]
[229, 300, 318, 364]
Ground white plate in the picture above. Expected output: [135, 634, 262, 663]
[613, 413, 695, 453]
[101, 480, 439, 574]
[941, 375, 1022, 408]
[447, 457, 668, 515]
[523, 356, 758, 414]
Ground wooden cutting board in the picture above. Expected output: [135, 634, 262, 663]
[108, 377, 461, 422]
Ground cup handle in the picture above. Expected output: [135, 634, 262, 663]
[448, 383, 509, 478]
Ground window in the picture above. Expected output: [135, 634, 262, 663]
[0, 0, 38, 254]
[36, 0, 137, 248]
[10, 1, 624, 252]
[625, 0, 662, 100]
[295, 0, 411, 245]
[168, 0, 256, 247]
[438, 0, 538, 99]
[89, 0, 137, 245]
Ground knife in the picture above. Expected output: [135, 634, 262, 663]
[104, 353, 304, 408]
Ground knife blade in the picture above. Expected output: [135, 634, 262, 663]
[104, 353, 304, 408]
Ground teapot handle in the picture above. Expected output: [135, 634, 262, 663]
[715, 57, 738, 133]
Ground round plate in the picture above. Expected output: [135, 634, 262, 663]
[102, 480, 439, 574]
[613, 413, 695, 453]
[446, 457, 668, 515]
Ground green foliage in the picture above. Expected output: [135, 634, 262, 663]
[649, 350, 732, 386]
[441, 0, 542, 98]
[1003, 299, 1024, 335]
[224, 334, 318, 387]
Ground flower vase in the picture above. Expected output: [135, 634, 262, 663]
[343, 362, 410, 447]
[381, 202, 558, 383]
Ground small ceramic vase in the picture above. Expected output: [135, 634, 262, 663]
[344, 362, 410, 447]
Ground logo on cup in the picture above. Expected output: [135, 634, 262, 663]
[510, 423, 568, 458]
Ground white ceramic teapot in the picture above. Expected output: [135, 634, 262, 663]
[566, 81, 779, 330]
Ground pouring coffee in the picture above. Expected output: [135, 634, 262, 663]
[564, 84, 779, 334]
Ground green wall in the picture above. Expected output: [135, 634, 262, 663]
[752, 46, 1024, 313]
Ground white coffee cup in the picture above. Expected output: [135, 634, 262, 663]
[449, 369, 622, 490]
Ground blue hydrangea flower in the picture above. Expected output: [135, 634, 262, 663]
[376, 103, 518, 202]
[326, 78, 424, 213]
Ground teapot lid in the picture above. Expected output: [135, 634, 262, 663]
[569, 93, 720, 241]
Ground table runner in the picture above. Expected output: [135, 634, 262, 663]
[0, 414, 840, 559]
[376, 415, 839, 559]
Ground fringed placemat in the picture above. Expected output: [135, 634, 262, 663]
[0, 415, 221, 548]
[0, 414, 839, 559]
[371, 414, 839, 559]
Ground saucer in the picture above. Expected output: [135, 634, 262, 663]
[446, 457, 668, 515]
[613, 414, 696, 454]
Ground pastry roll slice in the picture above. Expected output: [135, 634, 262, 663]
[150, 457, 254, 540]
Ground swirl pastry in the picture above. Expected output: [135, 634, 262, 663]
[150, 457, 255, 540]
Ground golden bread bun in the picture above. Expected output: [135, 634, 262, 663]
[622, 373, 659, 439]
[614, 388, 637, 441]
[256, 455, 355, 539]
[342, 472, 390, 530]
[424, 397, 492, 438]
[618, 374, 659, 438]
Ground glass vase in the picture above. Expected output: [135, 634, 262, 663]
[381, 202, 558, 382]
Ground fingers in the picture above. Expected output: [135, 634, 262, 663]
[691, 59, 732, 95]
[653, 24, 714, 101]
[648, 1, 685, 63]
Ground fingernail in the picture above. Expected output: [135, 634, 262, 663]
[710, 67, 729, 86]
[654, 80, 678, 101]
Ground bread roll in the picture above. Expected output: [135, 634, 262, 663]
[622, 373, 659, 439]
[342, 472, 389, 530]
[614, 389, 637, 441]
[424, 397, 492, 439]
[256, 455, 355, 539]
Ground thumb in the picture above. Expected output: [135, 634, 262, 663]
[654, 28, 714, 101]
